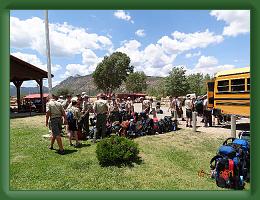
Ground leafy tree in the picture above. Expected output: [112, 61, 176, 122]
[54, 87, 72, 97]
[147, 79, 167, 99]
[92, 52, 133, 94]
[186, 73, 204, 96]
[165, 66, 189, 97]
[125, 71, 147, 93]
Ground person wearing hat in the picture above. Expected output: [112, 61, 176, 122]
[57, 95, 65, 104]
[126, 97, 133, 115]
[45, 94, 67, 154]
[62, 94, 72, 110]
[66, 97, 81, 147]
[93, 94, 109, 139]
[109, 97, 120, 122]
[81, 95, 93, 137]
[184, 94, 193, 127]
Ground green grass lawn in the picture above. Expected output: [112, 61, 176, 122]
[10, 115, 250, 190]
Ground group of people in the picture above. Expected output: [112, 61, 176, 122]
[45, 92, 158, 154]
[168, 94, 219, 128]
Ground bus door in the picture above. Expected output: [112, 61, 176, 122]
[207, 81, 215, 108]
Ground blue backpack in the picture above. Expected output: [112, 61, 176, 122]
[66, 111, 74, 123]
[210, 137, 250, 189]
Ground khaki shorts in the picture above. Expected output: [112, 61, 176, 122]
[50, 117, 62, 137]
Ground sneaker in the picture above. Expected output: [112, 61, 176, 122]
[48, 146, 54, 150]
[189, 125, 192, 128]
[57, 149, 65, 155]
[186, 124, 189, 127]
[70, 143, 74, 147]
[75, 143, 81, 148]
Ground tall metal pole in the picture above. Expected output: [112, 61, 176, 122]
[44, 10, 52, 96]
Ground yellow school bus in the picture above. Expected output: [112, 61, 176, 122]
[207, 67, 250, 117]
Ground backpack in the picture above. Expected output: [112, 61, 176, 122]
[66, 111, 74, 123]
[212, 156, 243, 189]
[210, 137, 250, 189]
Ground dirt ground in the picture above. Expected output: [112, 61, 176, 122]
[149, 104, 250, 139]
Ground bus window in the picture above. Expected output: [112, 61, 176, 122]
[231, 79, 245, 92]
[207, 82, 214, 91]
[247, 78, 250, 91]
[217, 80, 229, 92]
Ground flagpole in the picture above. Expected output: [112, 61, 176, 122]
[44, 10, 52, 96]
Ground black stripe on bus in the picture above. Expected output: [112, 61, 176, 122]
[216, 102, 250, 106]
[216, 91, 250, 94]
[214, 98, 250, 101]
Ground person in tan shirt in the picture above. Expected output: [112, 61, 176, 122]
[46, 94, 67, 155]
[94, 94, 108, 139]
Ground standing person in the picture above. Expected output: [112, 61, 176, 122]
[67, 97, 81, 147]
[203, 98, 212, 127]
[62, 94, 72, 110]
[45, 94, 67, 155]
[109, 97, 120, 122]
[94, 94, 109, 139]
[184, 94, 193, 128]
[81, 95, 93, 137]
[168, 96, 177, 118]
[76, 94, 83, 135]
[126, 97, 133, 115]
[177, 97, 185, 121]
[143, 97, 150, 114]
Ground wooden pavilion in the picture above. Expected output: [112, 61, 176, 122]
[10, 55, 53, 113]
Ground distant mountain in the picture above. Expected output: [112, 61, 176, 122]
[52, 74, 163, 96]
[10, 85, 49, 97]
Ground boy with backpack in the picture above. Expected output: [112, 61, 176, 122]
[67, 97, 81, 147]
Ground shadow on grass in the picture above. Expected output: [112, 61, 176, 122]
[74, 143, 91, 149]
[55, 149, 78, 155]
[100, 156, 143, 168]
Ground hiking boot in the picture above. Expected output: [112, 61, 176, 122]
[186, 124, 189, 127]
[189, 125, 192, 128]
[48, 146, 54, 150]
[75, 143, 81, 148]
[57, 149, 65, 155]
[69, 143, 74, 147]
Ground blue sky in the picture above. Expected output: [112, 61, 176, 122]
[10, 10, 250, 87]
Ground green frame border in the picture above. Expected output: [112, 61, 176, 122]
[1, 0, 259, 199]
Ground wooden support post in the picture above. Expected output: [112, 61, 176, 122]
[13, 80, 23, 112]
[231, 115, 236, 138]
[192, 111, 197, 132]
[36, 79, 44, 113]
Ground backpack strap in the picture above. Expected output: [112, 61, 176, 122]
[222, 137, 236, 146]
[210, 155, 223, 169]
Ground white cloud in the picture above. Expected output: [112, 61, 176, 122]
[11, 52, 61, 73]
[210, 10, 250, 37]
[10, 17, 113, 57]
[185, 51, 201, 58]
[62, 49, 102, 78]
[194, 55, 235, 75]
[158, 29, 223, 54]
[116, 40, 177, 76]
[195, 55, 218, 69]
[135, 29, 146, 37]
[114, 10, 134, 23]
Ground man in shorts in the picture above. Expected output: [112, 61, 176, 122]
[67, 97, 81, 147]
[184, 94, 193, 128]
[46, 94, 67, 155]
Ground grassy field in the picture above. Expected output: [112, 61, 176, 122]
[10, 115, 250, 190]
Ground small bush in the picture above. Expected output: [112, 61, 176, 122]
[96, 136, 140, 166]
